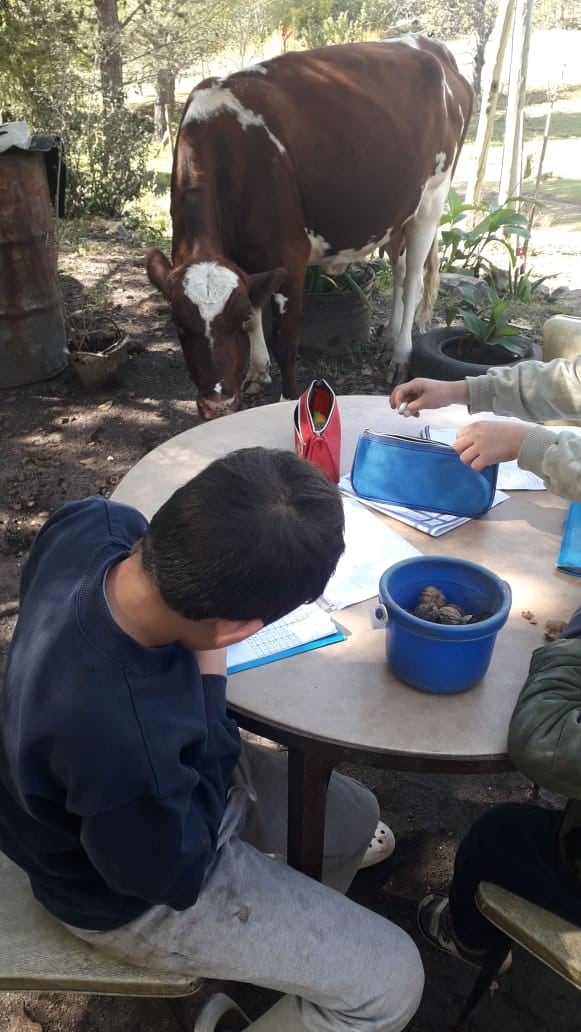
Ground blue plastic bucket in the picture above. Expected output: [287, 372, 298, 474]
[378, 556, 512, 694]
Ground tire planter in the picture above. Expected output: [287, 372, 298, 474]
[410, 326, 536, 381]
[262, 266, 374, 359]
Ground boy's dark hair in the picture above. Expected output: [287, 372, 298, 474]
[140, 447, 345, 625]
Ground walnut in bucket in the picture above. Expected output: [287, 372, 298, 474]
[413, 601, 441, 622]
[438, 603, 466, 625]
[418, 585, 446, 609]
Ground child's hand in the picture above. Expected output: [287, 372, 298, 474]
[453, 421, 532, 470]
[390, 378, 469, 416]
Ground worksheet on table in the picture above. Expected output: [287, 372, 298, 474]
[227, 602, 344, 674]
[321, 495, 421, 610]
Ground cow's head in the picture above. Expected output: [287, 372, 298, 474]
[146, 249, 286, 420]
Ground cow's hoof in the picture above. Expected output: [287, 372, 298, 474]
[242, 368, 272, 396]
[386, 358, 411, 387]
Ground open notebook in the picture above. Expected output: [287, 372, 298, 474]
[226, 602, 344, 674]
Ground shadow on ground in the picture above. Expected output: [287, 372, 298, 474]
[0, 228, 579, 1032]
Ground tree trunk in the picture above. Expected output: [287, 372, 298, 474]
[465, 0, 515, 206]
[94, 0, 123, 109]
[498, 0, 534, 205]
[154, 68, 175, 142]
[472, 39, 486, 96]
[94, 0, 124, 177]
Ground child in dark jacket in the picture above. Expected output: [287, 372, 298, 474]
[0, 446, 423, 1032]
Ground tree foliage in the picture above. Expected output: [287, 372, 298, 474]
[0, 0, 577, 216]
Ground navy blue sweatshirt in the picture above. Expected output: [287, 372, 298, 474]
[0, 498, 241, 929]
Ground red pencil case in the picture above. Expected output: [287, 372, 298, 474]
[294, 379, 341, 483]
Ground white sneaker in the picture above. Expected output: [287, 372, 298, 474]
[193, 992, 250, 1032]
[358, 820, 396, 869]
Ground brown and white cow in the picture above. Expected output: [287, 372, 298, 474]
[147, 35, 473, 419]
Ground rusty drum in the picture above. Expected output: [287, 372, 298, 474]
[0, 150, 66, 388]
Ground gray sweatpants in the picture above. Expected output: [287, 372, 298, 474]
[68, 742, 424, 1031]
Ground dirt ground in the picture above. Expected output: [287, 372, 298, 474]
[1, 226, 581, 1032]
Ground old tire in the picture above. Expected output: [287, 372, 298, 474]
[410, 326, 535, 382]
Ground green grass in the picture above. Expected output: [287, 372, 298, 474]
[534, 176, 581, 205]
[465, 83, 581, 146]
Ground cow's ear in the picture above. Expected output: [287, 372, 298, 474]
[146, 248, 173, 297]
[246, 267, 287, 309]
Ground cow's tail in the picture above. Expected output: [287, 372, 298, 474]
[417, 233, 439, 331]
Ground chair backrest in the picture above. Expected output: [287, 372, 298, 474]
[476, 881, 581, 990]
[0, 852, 201, 997]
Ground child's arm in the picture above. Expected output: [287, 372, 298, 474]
[508, 633, 581, 799]
[467, 356, 581, 424]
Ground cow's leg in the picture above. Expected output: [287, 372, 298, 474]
[241, 308, 272, 396]
[269, 285, 302, 401]
[384, 250, 406, 352]
[387, 174, 451, 384]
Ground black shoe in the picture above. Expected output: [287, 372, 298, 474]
[418, 893, 512, 973]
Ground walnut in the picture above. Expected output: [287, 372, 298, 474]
[544, 619, 566, 642]
[413, 601, 441, 622]
[463, 611, 493, 625]
[438, 603, 466, 624]
[418, 585, 446, 609]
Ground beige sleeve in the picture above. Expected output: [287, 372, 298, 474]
[518, 427, 581, 501]
[466, 356, 581, 423]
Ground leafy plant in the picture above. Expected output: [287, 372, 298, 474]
[445, 281, 533, 358]
[303, 263, 372, 307]
[369, 257, 393, 296]
[504, 264, 554, 301]
[439, 188, 530, 279]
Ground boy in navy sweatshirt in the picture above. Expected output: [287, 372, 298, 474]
[0, 446, 423, 1032]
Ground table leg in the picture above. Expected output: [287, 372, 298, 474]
[287, 749, 333, 881]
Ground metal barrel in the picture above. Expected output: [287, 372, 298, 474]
[0, 150, 67, 388]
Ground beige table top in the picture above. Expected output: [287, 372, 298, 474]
[113, 396, 576, 768]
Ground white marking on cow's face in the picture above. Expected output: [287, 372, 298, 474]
[183, 262, 239, 347]
[213, 382, 223, 394]
[273, 293, 288, 314]
[306, 230, 331, 263]
[433, 151, 447, 174]
[183, 87, 286, 155]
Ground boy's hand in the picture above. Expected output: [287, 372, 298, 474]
[390, 378, 469, 416]
[196, 648, 227, 677]
[453, 421, 531, 470]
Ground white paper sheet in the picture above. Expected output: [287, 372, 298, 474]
[321, 496, 421, 610]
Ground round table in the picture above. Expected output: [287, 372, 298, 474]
[113, 396, 573, 877]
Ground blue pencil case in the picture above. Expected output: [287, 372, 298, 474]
[557, 502, 581, 577]
[350, 430, 498, 519]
